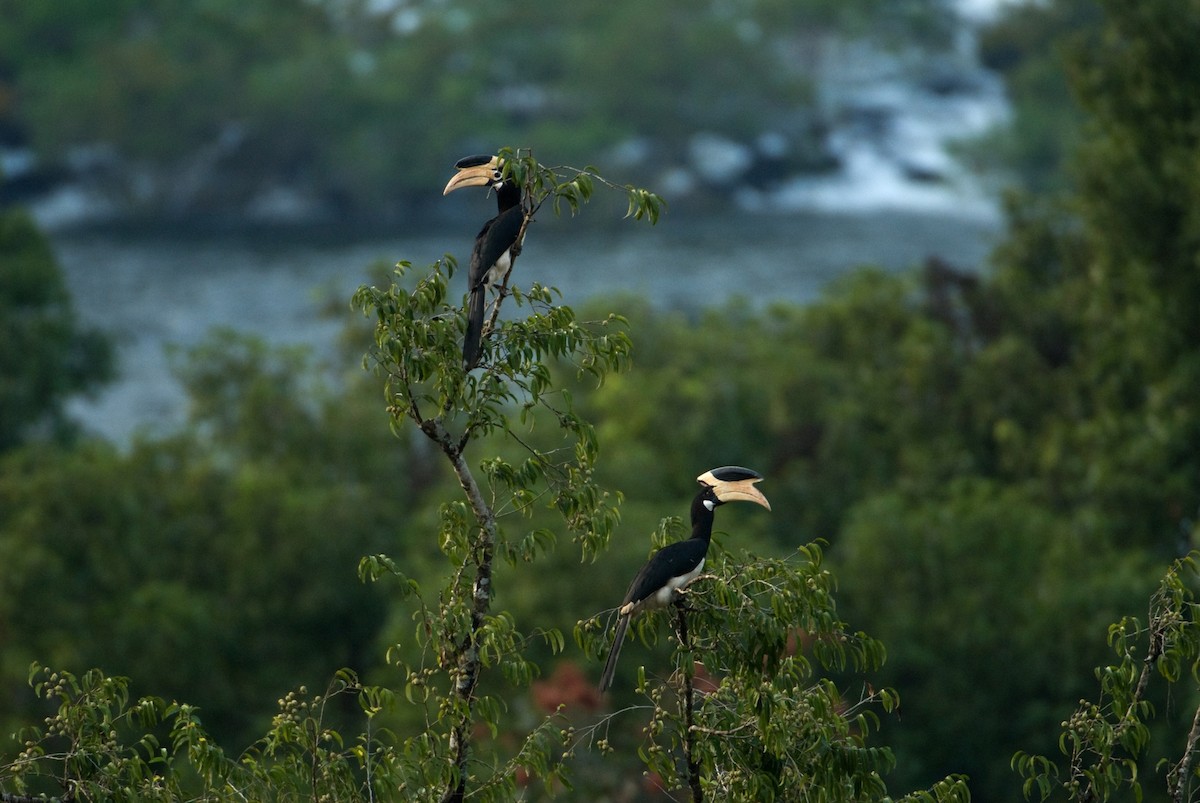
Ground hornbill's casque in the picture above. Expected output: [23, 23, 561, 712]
[598, 466, 771, 693]
[442, 154, 524, 370]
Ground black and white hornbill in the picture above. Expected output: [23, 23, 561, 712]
[598, 466, 771, 693]
[442, 154, 524, 370]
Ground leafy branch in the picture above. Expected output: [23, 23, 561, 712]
[1013, 553, 1200, 803]
[351, 150, 659, 801]
[575, 541, 968, 801]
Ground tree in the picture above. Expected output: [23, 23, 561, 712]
[837, 479, 1156, 795]
[1000, 3, 1200, 795]
[575, 536, 968, 801]
[348, 150, 654, 800]
[0, 207, 112, 451]
[1058, 0, 1200, 549]
[0, 151, 970, 802]
[836, 0, 1200, 795]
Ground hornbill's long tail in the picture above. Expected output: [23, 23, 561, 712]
[463, 280, 487, 370]
[598, 614, 631, 693]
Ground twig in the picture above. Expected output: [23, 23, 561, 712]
[1072, 591, 1171, 802]
[1169, 702, 1200, 803]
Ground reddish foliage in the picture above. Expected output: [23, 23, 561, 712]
[692, 660, 719, 694]
[531, 661, 602, 713]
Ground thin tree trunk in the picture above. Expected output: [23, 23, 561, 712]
[676, 603, 703, 803]
[422, 420, 498, 803]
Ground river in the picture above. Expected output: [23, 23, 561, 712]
[55, 207, 1001, 443]
[31, 0, 1018, 442]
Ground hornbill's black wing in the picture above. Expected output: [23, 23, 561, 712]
[463, 204, 523, 370]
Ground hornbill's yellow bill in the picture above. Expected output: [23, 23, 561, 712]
[696, 466, 771, 511]
[443, 155, 504, 195]
[598, 465, 770, 692]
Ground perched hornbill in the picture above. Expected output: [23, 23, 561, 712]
[598, 466, 771, 693]
[443, 154, 524, 370]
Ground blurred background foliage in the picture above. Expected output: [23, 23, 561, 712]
[0, 211, 112, 448]
[0, 0, 953, 221]
[4, 0, 1200, 799]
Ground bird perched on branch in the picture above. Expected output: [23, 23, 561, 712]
[598, 466, 771, 693]
[443, 154, 524, 370]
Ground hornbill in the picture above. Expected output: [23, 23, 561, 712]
[442, 154, 524, 370]
[598, 466, 771, 693]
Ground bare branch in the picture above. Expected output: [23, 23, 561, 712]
[675, 602, 703, 803]
[1169, 701, 1200, 802]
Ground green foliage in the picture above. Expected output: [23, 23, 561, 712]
[574, 541, 968, 801]
[574, 268, 1025, 543]
[980, 0, 1200, 550]
[0, 332, 402, 747]
[3, 664, 228, 801]
[0, 208, 112, 450]
[842, 2, 1200, 795]
[969, 0, 1101, 192]
[1068, 0, 1200, 380]
[1013, 554, 1200, 803]
[838, 478, 1157, 795]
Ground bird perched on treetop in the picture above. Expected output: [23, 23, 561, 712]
[598, 466, 771, 693]
[443, 154, 524, 370]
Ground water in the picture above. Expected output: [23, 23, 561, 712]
[40, 0, 1012, 449]
[55, 209, 1001, 443]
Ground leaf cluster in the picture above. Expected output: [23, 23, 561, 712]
[3, 664, 225, 801]
[1013, 554, 1200, 803]
[573, 540, 966, 801]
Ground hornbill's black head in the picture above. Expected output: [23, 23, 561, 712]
[442, 154, 508, 196]
[696, 466, 771, 512]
